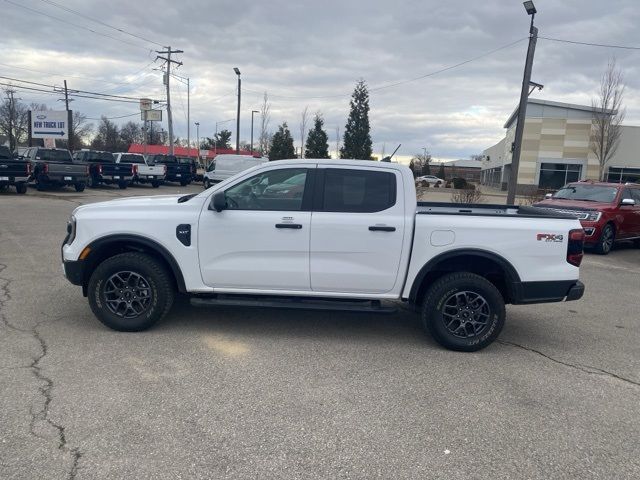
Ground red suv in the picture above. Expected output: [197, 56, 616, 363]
[535, 180, 640, 255]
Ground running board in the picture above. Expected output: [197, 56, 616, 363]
[190, 295, 397, 314]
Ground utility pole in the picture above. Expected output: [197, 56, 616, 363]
[63, 80, 74, 151]
[195, 121, 200, 162]
[187, 77, 190, 155]
[233, 68, 241, 154]
[156, 46, 183, 155]
[250, 110, 259, 154]
[6, 89, 16, 151]
[507, 2, 539, 204]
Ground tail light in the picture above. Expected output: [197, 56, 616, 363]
[132, 164, 138, 175]
[98, 164, 103, 175]
[567, 229, 585, 267]
[26, 162, 32, 175]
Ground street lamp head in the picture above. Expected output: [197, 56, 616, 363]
[523, 1, 536, 15]
[252, 110, 259, 114]
[233, 67, 241, 75]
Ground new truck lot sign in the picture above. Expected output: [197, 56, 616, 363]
[30, 110, 69, 139]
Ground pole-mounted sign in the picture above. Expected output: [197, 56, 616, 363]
[140, 98, 153, 111]
[30, 110, 69, 139]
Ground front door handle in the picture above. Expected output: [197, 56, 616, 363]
[275, 223, 302, 229]
[369, 226, 396, 232]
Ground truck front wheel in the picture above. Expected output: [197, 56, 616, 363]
[421, 272, 505, 352]
[88, 252, 175, 332]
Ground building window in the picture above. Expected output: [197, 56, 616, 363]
[607, 167, 640, 184]
[538, 163, 582, 189]
[481, 167, 502, 186]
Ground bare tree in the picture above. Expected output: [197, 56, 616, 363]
[258, 92, 271, 155]
[299, 105, 309, 159]
[591, 58, 626, 181]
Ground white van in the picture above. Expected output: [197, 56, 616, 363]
[203, 154, 268, 188]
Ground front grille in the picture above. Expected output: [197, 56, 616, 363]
[536, 207, 591, 220]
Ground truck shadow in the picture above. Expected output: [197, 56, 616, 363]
[159, 298, 432, 347]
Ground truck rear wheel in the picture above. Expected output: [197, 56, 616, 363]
[88, 252, 175, 332]
[180, 180, 188, 186]
[151, 181, 160, 188]
[421, 272, 505, 352]
[16, 183, 27, 194]
[118, 180, 128, 189]
[74, 183, 85, 192]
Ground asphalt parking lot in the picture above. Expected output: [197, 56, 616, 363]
[1, 183, 639, 479]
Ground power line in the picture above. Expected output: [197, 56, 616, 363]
[0, 60, 157, 88]
[243, 38, 527, 100]
[86, 112, 141, 120]
[37, 0, 164, 48]
[3, 0, 153, 53]
[539, 36, 640, 51]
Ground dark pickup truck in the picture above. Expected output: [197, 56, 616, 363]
[0, 146, 31, 194]
[72, 150, 134, 189]
[23, 147, 88, 192]
[149, 154, 193, 186]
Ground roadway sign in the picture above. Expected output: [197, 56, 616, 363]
[30, 110, 69, 139]
[142, 109, 162, 121]
[140, 98, 153, 111]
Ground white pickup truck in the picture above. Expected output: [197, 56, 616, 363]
[62, 160, 585, 351]
[114, 153, 166, 188]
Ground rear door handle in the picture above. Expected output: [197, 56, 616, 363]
[368, 226, 396, 232]
[275, 223, 302, 229]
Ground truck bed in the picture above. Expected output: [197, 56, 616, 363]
[417, 202, 577, 219]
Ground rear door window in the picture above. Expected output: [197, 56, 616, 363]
[319, 168, 397, 213]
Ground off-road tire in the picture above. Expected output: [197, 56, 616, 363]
[88, 252, 175, 332]
[421, 272, 505, 352]
[74, 183, 85, 192]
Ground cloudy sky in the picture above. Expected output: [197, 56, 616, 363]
[2, 0, 639, 162]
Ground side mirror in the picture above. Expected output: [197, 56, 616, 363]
[545, 193, 553, 199]
[212, 191, 227, 212]
[621, 198, 636, 206]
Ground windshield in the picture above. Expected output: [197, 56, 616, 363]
[153, 155, 177, 163]
[177, 157, 192, 164]
[36, 149, 72, 162]
[119, 154, 145, 164]
[553, 184, 618, 203]
[87, 152, 115, 162]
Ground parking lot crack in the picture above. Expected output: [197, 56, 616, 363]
[498, 340, 640, 388]
[1, 263, 82, 479]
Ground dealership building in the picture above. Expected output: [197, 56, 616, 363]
[480, 98, 640, 192]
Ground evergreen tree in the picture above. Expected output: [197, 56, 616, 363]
[437, 163, 446, 180]
[340, 80, 372, 159]
[269, 122, 295, 160]
[304, 113, 330, 158]
[214, 129, 232, 149]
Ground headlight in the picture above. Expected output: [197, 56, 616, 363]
[586, 211, 602, 222]
[66, 215, 77, 245]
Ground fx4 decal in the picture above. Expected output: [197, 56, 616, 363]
[537, 233, 564, 242]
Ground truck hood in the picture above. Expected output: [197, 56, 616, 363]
[73, 194, 201, 214]
[534, 198, 612, 211]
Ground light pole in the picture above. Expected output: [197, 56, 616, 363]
[251, 110, 259, 154]
[194, 121, 200, 160]
[214, 118, 235, 157]
[234, 67, 241, 154]
[507, 1, 540, 204]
